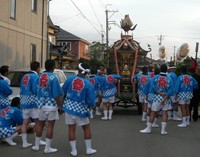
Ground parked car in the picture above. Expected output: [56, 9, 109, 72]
[7, 68, 66, 100]
[62, 69, 78, 78]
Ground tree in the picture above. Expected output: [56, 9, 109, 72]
[90, 41, 104, 61]
[79, 58, 90, 65]
[89, 58, 105, 69]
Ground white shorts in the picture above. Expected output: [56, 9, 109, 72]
[95, 97, 99, 103]
[139, 96, 147, 104]
[38, 106, 59, 121]
[147, 102, 152, 108]
[178, 100, 190, 105]
[170, 96, 177, 103]
[151, 102, 172, 112]
[64, 112, 89, 126]
[22, 108, 39, 119]
[102, 96, 115, 103]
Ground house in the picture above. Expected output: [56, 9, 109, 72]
[52, 27, 90, 69]
[48, 16, 59, 54]
[0, 0, 48, 69]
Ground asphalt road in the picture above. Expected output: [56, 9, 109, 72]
[1, 106, 200, 157]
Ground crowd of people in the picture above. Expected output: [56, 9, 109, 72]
[0, 60, 121, 156]
[133, 64, 200, 134]
[0, 60, 200, 156]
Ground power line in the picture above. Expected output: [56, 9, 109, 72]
[55, 13, 81, 24]
[88, 0, 104, 32]
[166, 35, 200, 40]
[67, 18, 84, 30]
[98, 0, 105, 8]
[70, 0, 102, 35]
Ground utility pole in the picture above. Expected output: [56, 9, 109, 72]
[156, 35, 164, 46]
[101, 27, 105, 61]
[105, 9, 109, 52]
[105, 4, 117, 67]
[101, 24, 104, 45]
[195, 42, 199, 62]
[173, 46, 176, 63]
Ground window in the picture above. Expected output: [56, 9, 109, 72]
[49, 36, 56, 45]
[30, 44, 36, 62]
[58, 42, 71, 50]
[31, 0, 37, 12]
[66, 42, 71, 51]
[10, 0, 16, 19]
[84, 45, 89, 54]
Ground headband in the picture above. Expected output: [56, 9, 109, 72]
[168, 66, 176, 69]
[78, 63, 90, 74]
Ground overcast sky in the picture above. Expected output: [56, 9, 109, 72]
[50, 0, 200, 60]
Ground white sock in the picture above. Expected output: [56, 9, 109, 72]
[45, 138, 51, 150]
[32, 136, 41, 150]
[85, 139, 96, 154]
[44, 138, 57, 153]
[70, 140, 77, 156]
[10, 132, 18, 139]
[173, 111, 177, 118]
[108, 110, 113, 119]
[103, 110, 108, 118]
[85, 139, 92, 150]
[22, 133, 28, 144]
[161, 122, 167, 134]
[96, 107, 99, 112]
[153, 118, 157, 124]
[90, 110, 93, 118]
[186, 116, 190, 124]
[142, 112, 147, 120]
[182, 117, 187, 124]
[167, 111, 172, 118]
[22, 133, 32, 148]
[146, 116, 150, 124]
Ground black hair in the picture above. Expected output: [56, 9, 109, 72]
[189, 67, 195, 74]
[80, 63, 90, 69]
[90, 68, 97, 75]
[148, 66, 153, 72]
[45, 59, 55, 71]
[154, 68, 160, 75]
[11, 97, 20, 108]
[0, 65, 9, 75]
[160, 64, 168, 73]
[30, 61, 40, 71]
[181, 65, 187, 74]
[142, 67, 148, 73]
[106, 67, 112, 75]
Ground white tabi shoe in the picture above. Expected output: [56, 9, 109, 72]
[141, 118, 147, 122]
[71, 150, 78, 156]
[4, 138, 17, 146]
[173, 117, 182, 121]
[32, 146, 39, 151]
[140, 127, 151, 133]
[95, 111, 101, 116]
[177, 123, 187, 128]
[152, 124, 159, 128]
[161, 131, 168, 135]
[44, 147, 58, 153]
[39, 140, 46, 146]
[23, 143, 32, 148]
[101, 117, 108, 120]
[86, 148, 97, 155]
